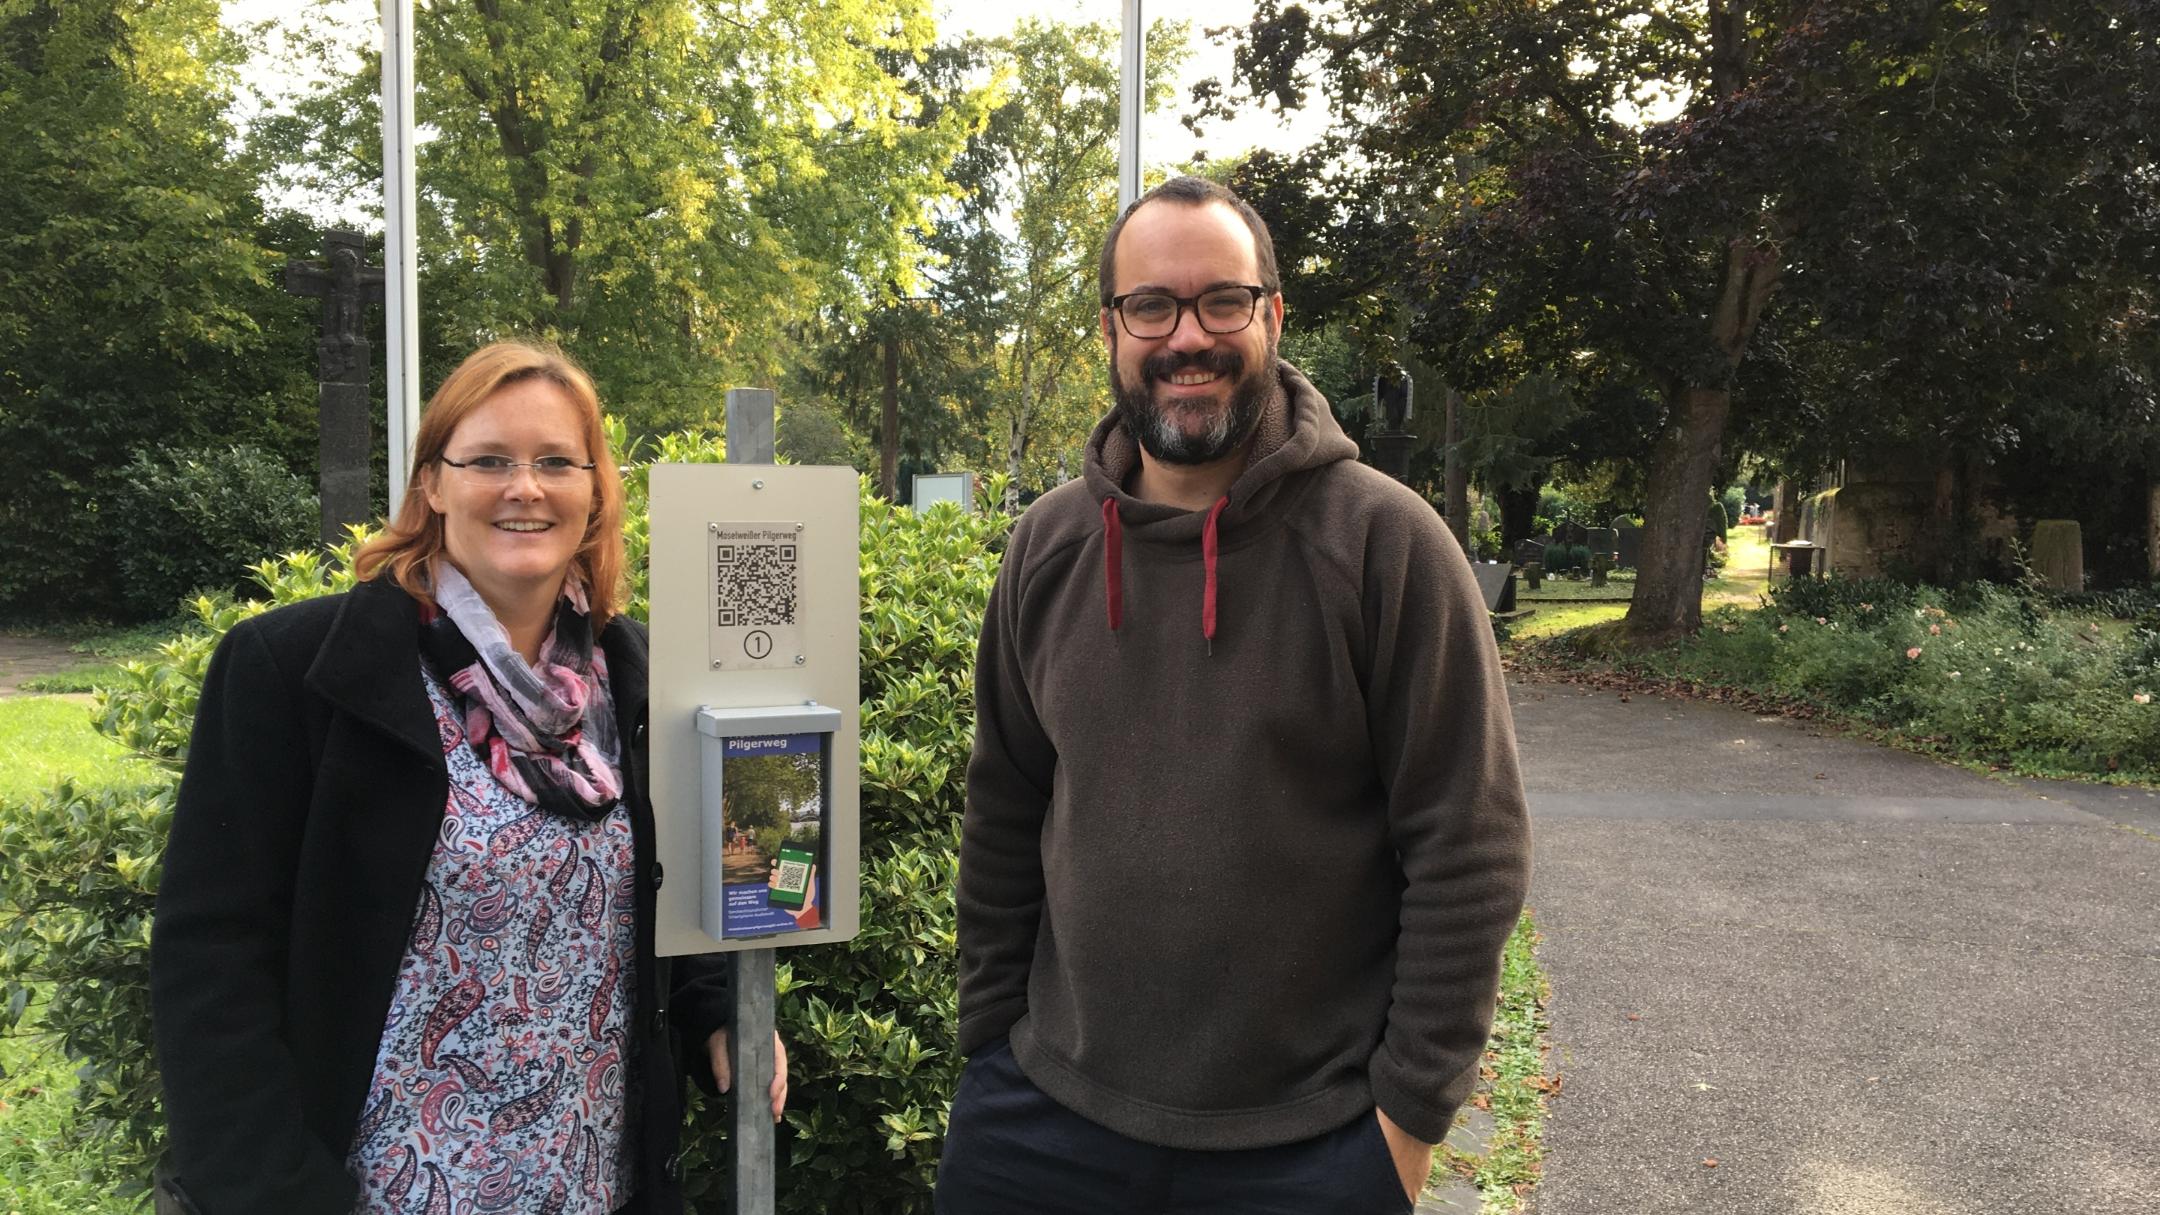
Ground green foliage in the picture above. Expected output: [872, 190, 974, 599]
[1630, 580, 2160, 779]
[0, 0, 313, 620]
[777, 399, 866, 470]
[278, 0, 992, 437]
[703, 486, 1013, 1215]
[98, 546, 361, 770]
[0, 995, 139, 1213]
[1541, 543, 1590, 574]
[1720, 486, 1747, 533]
[100, 445, 320, 621]
[0, 780, 173, 1192]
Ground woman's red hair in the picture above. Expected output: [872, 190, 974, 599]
[353, 341, 627, 628]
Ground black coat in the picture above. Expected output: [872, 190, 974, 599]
[150, 578, 729, 1214]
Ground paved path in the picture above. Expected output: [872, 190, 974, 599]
[0, 632, 79, 697]
[1513, 674, 2160, 1215]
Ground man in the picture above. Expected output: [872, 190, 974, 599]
[938, 176, 1531, 1214]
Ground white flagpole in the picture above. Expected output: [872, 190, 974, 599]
[1119, 0, 1143, 211]
[382, 0, 421, 512]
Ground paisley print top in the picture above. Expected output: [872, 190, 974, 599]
[344, 668, 640, 1215]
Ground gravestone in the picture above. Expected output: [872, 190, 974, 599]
[1612, 519, 1643, 570]
[284, 230, 385, 543]
[1587, 527, 1619, 559]
[1513, 538, 1545, 589]
[2030, 520, 2083, 591]
[1469, 563, 1517, 613]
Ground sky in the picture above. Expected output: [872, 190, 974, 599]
[223, 0, 1334, 226]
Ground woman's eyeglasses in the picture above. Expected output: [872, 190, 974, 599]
[439, 454, 596, 482]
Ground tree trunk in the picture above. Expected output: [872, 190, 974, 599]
[1926, 458, 1958, 584]
[880, 336, 899, 501]
[1625, 384, 1731, 642]
[2147, 482, 2160, 580]
[1771, 478, 1801, 543]
[1499, 482, 1541, 553]
[1443, 385, 1469, 552]
[1004, 337, 1038, 513]
[1623, 1, 1776, 643]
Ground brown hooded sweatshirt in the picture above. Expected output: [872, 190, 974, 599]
[958, 361, 1531, 1150]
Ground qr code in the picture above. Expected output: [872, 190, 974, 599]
[773, 858, 811, 893]
[715, 543, 798, 627]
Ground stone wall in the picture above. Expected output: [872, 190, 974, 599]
[1798, 483, 2018, 578]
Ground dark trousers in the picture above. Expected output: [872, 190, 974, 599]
[935, 1040, 1416, 1215]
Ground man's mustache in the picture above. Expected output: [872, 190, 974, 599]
[1140, 349, 1244, 382]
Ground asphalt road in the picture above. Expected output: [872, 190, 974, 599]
[1512, 675, 2160, 1215]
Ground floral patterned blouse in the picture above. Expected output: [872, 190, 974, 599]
[343, 668, 640, 1214]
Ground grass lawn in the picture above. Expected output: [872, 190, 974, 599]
[1510, 601, 1630, 641]
[0, 697, 154, 804]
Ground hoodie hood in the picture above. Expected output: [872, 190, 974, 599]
[1082, 361, 1361, 642]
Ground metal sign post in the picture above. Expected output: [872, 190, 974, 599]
[380, 0, 421, 509]
[1119, 0, 1144, 210]
[648, 389, 862, 1215]
[727, 393, 777, 1215]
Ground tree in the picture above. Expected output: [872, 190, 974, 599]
[791, 39, 1004, 500]
[1223, 0, 2158, 633]
[283, 0, 989, 437]
[0, 0, 308, 618]
[1732, 2, 2160, 583]
[962, 19, 1190, 506]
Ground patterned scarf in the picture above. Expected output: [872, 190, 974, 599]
[417, 562, 624, 822]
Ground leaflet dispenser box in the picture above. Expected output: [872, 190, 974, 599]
[648, 464, 860, 955]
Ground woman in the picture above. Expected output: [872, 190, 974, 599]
[150, 341, 782, 1214]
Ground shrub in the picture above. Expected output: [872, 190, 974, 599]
[99, 445, 319, 622]
[1720, 485, 1746, 533]
[0, 779, 173, 1196]
[1642, 580, 2160, 779]
[12, 428, 1013, 1214]
[1542, 542, 1590, 573]
[1767, 574, 1925, 622]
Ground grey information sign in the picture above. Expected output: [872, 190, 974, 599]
[709, 521, 805, 670]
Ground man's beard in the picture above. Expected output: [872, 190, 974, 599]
[1111, 337, 1276, 466]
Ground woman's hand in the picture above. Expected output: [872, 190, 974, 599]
[707, 1028, 789, 1123]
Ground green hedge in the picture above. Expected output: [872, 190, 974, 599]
[2, 427, 1014, 1214]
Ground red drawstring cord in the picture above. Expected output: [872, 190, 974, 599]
[1102, 497, 1124, 631]
[1202, 497, 1228, 645]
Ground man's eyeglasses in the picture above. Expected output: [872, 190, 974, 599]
[1107, 286, 1270, 339]
[440, 454, 596, 483]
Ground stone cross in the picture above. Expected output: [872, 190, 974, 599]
[284, 230, 386, 545]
